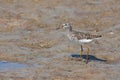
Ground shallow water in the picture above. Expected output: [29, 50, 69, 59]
[0, 61, 28, 71]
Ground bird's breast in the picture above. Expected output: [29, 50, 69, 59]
[67, 34, 78, 41]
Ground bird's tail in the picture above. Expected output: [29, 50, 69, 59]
[92, 34, 102, 38]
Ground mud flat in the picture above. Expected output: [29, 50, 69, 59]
[0, 0, 120, 80]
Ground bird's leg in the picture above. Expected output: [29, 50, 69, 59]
[79, 45, 83, 60]
[85, 45, 90, 64]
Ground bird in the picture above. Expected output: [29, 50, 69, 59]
[56, 23, 102, 64]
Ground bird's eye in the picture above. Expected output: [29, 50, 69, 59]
[65, 24, 67, 26]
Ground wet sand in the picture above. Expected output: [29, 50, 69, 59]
[0, 0, 120, 80]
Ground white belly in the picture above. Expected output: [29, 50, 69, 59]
[79, 39, 93, 43]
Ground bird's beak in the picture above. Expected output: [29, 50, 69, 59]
[56, 23, 63, 30]
[56, 27, 60, 30]
[56, 25, 63, 30]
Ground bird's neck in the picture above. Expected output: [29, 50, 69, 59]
[69, 26, 72, 31]
[65, 27, 72, 33]
[65, 26, 72, 33]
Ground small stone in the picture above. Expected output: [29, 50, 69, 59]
[109, 31, 114, 34]
[82, 59, 86, 62]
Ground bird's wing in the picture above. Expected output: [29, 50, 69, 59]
[72, 30, 102, 39]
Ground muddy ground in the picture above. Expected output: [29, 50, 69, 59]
[0, 0, 120, 80]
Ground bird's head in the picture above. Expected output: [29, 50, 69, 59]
[62, 23, 71, 29]
[56, 23, 72, 30]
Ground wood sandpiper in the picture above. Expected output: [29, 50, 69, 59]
[56, 23, 102, 63]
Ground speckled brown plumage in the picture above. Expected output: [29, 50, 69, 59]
[72, 30, 102, 40]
